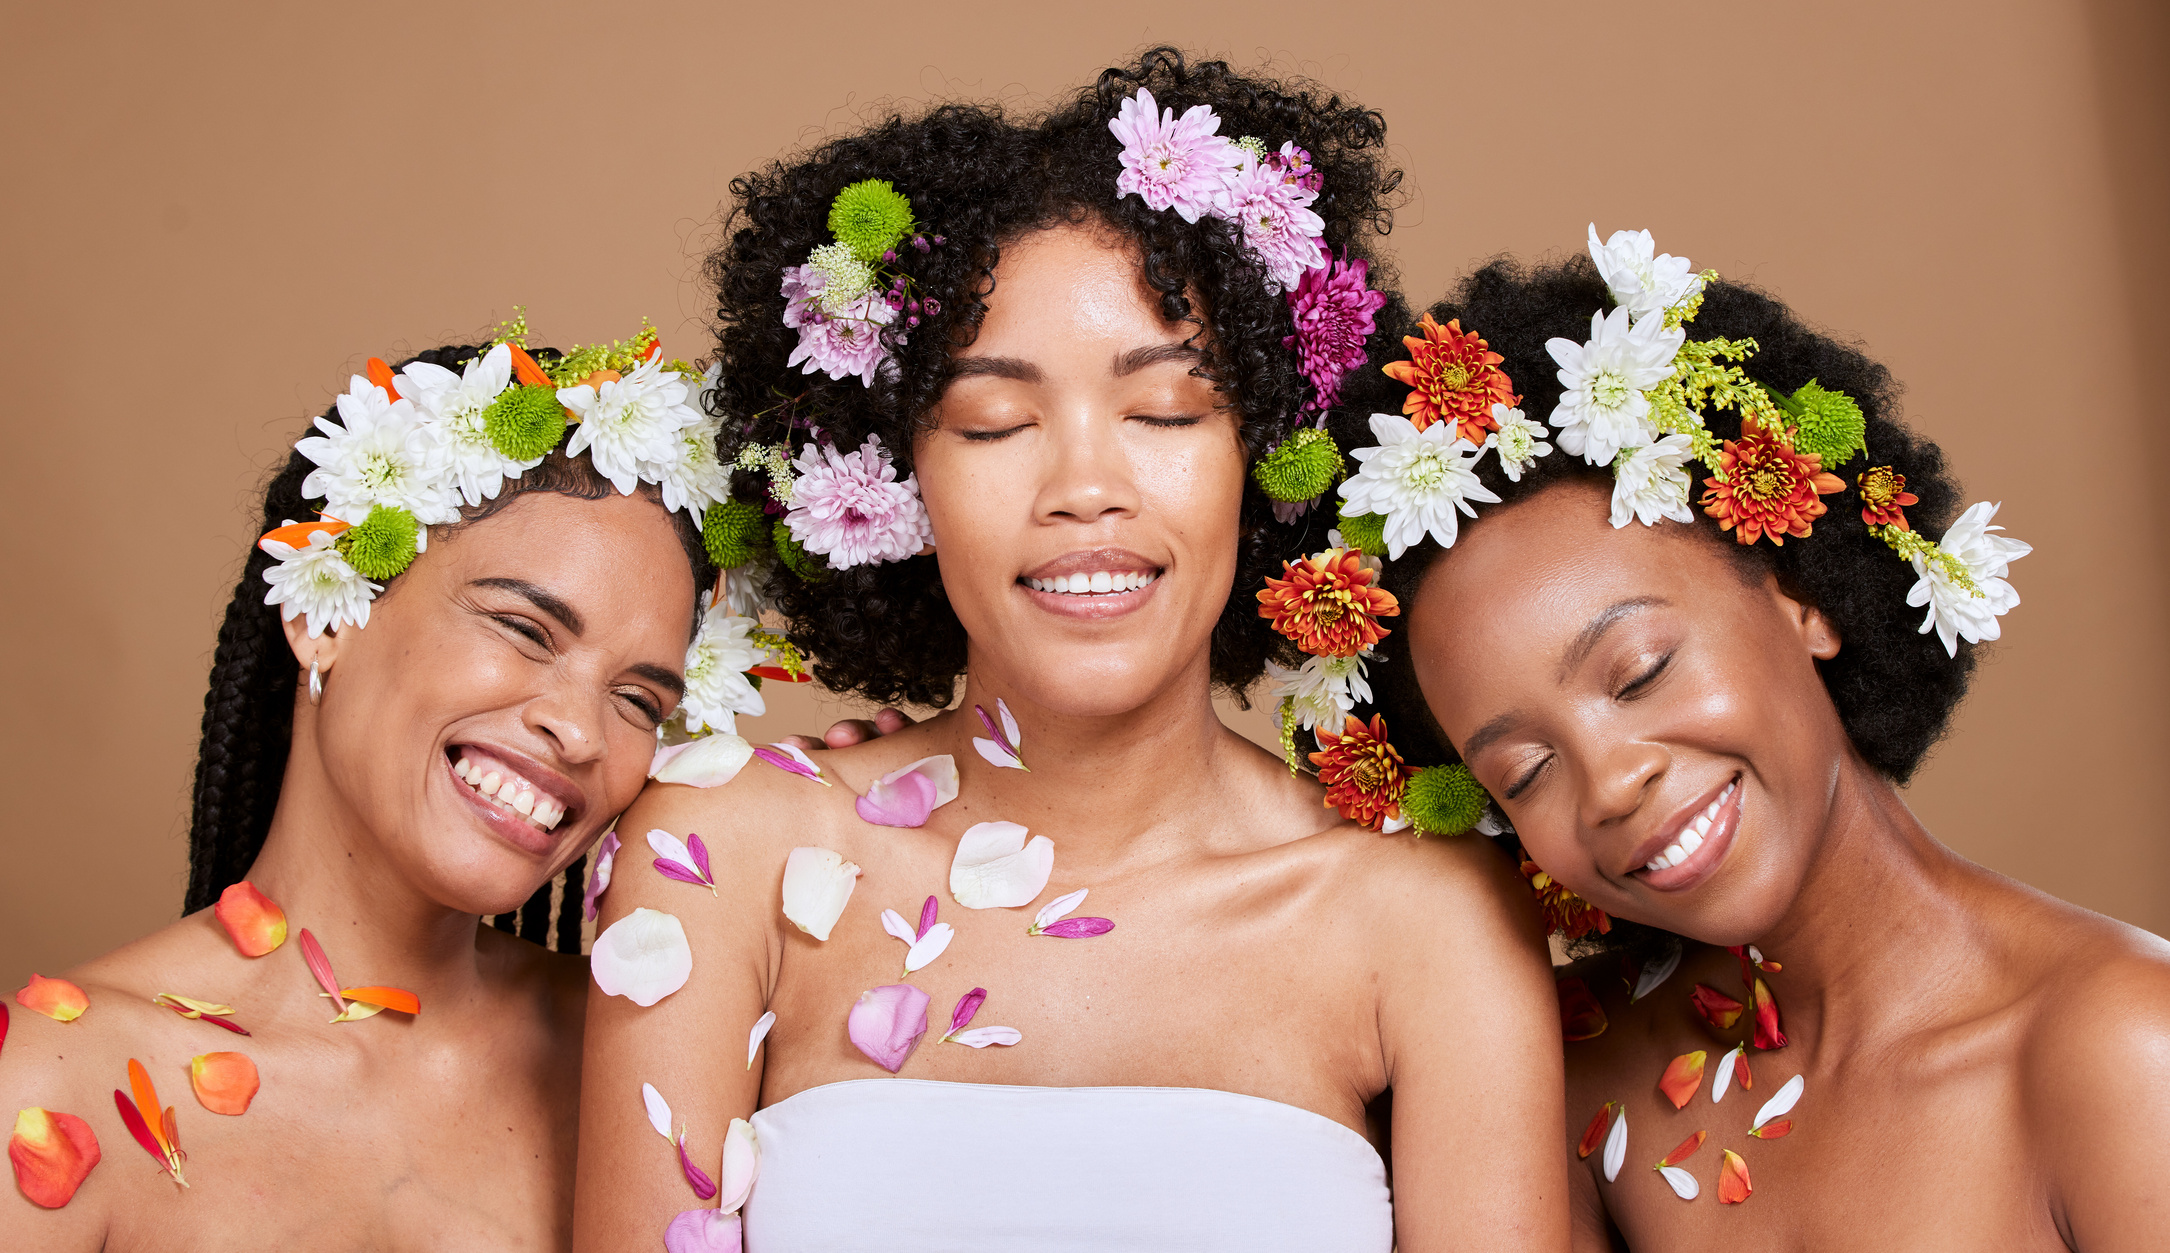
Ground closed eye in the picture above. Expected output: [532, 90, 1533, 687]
[959, 422, 1033, 443]
[1128, 413, 1202, 428]
[493, 614, 553, 652]
[1618, 651, 1672, 700]
[1505, 753, 1550, 801]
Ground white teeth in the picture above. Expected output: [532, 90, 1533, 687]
[456, 752, 565, 831]
[495, 778, 520, 802]
[1662, 842, 1686, 865]
[1680, 828, 1704, 855]
[1089, 571, 1111, 593]
[480, 770, 503, 793]
[454, 758, 470, 781]
[512, 790, 536, 816]
[1028, 570, 1158, 595]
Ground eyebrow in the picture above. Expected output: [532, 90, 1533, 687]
[631, 662, 686, 700]
[1458, 710, 1522, 762]
[1113, 341, 1202, 377]
[948, 356, 1042, 384]
[1560, 596, 1668, 676]
[471, 577, 584, 636]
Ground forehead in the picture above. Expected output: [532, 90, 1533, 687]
[969, 224, 1176, 350]
[430, 491, 696, 616]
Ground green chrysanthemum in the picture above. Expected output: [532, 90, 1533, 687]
[483, 385, 568, 460]
[773, 519, 827, 582]
[1404, 763, 1489, 837]
[1253, 428, 1343, 503]
[1334, 506, 1388, 557]
[702, 499, 773, 569]
[339, 506, 420, 581]
[1780, 379, 1866, 470]
[828, 179, 916, 263]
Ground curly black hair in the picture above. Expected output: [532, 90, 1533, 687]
[706, 48, 1407, 708]
[186, 344, 714, 953]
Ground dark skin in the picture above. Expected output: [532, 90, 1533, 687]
[1405, 477, 2170, 1250]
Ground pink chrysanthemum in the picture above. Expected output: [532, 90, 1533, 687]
[1109, 87, 1239, 224]
[1266, 141, 1322, 193]
[1221, 156, 1328, 291]
[784, 288, 898, 388]
[782, 435, 933, 569]
[1284, 253, 1387, 409]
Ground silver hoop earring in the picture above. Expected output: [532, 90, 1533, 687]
[308, 658, 323, 705]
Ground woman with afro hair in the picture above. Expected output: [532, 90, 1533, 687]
[1323, 236, 2170, 1247]
[574, 50, 1569, 1252]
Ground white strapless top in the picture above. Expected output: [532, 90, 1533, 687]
[745, 1079, 1392, 1251]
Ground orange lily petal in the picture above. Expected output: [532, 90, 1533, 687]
[1752, 977, 1788, 1050]
[256, 517, 354, 552]
[16, 974, 89, 1023]
[340, 986, 419, 1016]
[8, 1108, 100, 1208]
[1576, 1101, 1618, 1160]
[575, 369, 621, 389]
[298, 929, 346, 1014]
[126, 1060, 165, 1154]
[1718, 1148, 1752, 1203]
[1657, 1129, 1706, 1168]
[214, 881, 288, 957]
[1659, 1050, 1707, 1110]
[1749, 1118, 1793, 1139]
[509, 344, 554, 389]
[190, 1053, 258, 1116]
[365, 357, 401, 402]
[1557, 976, 1608, 1042]
[1689, 982, 1744, 1031]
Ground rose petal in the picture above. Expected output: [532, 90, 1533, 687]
[881, 755, 960, 808]
[8, 1108, 100, 1208]
[948, 822, 1054, 909]
[1657, 1129, 1705, 1168]
[189, 1052, 259, 1116]
[643, 1083, 674, 1139]
[1710, 1044, 1739, 1103]
[781, 847, 861, 941]
[213, 881, 289, 957]
[903, 924, 953, 973]
[1576, 1101, 1617, 1160]
[1558, 976, 1607, 1042]
[15, 974, 89, 1024]
[717, 1117, 759, 1213]
[592, 909, 694, 1006]
[1751, 976, 1788, 1049]
[652, 734, 754, 788]
[1657, 1164, 1699, 1200]
[1752, 1073, 1803, 1130]
[855, 768, 939, 828]
[1038, 918, 1114, 939]
[664, 1209, 743, 1253]
[948, 1026, 1022, 1048]
[583, 831, 622, 922]
[1690, 982, 1744, 1031]
[746, 1011, 775, 1070]
[1659, 1050, 1706, 1110]
[1718, 1149, 1752, 1203]
[847, 984, 929, 1074]
[947, 987, 988, 1037]
[1032, 889, 1089, 933]
[1602, 1106, 1627, 1183]
[1630, 941, 1682, 1002]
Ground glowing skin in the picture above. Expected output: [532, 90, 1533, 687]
[0, 490, 698, 1250]
[1406, 478, 2170, 1251]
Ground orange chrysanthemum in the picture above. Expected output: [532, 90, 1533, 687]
[1856, 464, 1919, 530]
[1380, 314, 1518, 443]
[1518, 846, 1612, 940]
[1700, 420, 1846, 545]
[1256, 549, 1399, 658]
[1309, 714, 1407, 831]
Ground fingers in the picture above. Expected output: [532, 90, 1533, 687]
[872, 708, 913, 734]
[823, 720, 881, 748]
[776, 734, 825, 752]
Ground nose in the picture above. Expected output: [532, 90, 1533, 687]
[1576, 734, 1669, 833]
[1032, 406, 1141, 526]
[524, 680, 607, 768]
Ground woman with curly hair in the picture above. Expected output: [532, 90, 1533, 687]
[574, 51, 1568, 1251]
[1320, 234, 2170, 1247]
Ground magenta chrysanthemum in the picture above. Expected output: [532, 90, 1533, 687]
[1109, 87, 1239, 224]
[1221, 156, 1327, 291]
[1284, 253, 1387, 409]
[782, 435, 933, 569]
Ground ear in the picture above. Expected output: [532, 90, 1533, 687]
[1771, 584, 1842, 661]
[279, 612, 344, 676]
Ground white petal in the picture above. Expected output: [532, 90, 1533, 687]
[1631, 941, 1683, 1002]
[1710, 1047, 1738, 1104]
[903, 923, 954, 973]
[949, 1026, 1022, 1048]
[1752, 1073, 1804, 1130]
[972, 737, 1023, 769]
[880, 908, 917, 945]
[651, 733, 754, 787]
[642, 1082, 674, 1140]
[591, 908, 694, 1007]
[1034, 889, 1089, 932]
[647, 827, 695, 869]
[717, 1117, 760, 1213]
[997, 697, 1021, 746]
[879, 754, 960, 808]
[781, 847, 861, 941]
[746, 1010, 775, 1069]
[1658, 1164, 1699, 1200]
[949, 821, 1055, 909]
[1602, 1107, 1627, 1183]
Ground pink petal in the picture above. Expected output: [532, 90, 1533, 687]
[752, 743, 831, 786]
[949, 822, 1055, 909]
[677, 1131, 718, 1200]
[948, 987, 988, 1037]
[664, 1209, 743, 1253]
[880, 756, 960, 808]
[298, 928, 346, 1014]
[746, 1011, 775, 1070]
[948, 1026, 1021, 1048]
[1038, 917, 1114, 939]
[915, 895, 939, 940]
[642, 1082, 674, 1139]
[854, 768, 938, 828]
[1032, 889, 1089, 933]
[591, 908, 694, 1006]
[648, 828, 696, 870]
[582, 831, 621, 921]
[717, 1118, 759, 1212]
[651, 734, 754, 787]
[688, 835, 713, 883]
[879, 909, 917, 945]
[654, 859, 709, 887]
[972, 737, 1022, 770]
[997, 698, 1022, 749]
[847, 984, 930, 1074]
[781, 847, 861, 941]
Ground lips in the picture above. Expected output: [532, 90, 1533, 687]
[448, 746, 574, 831]
[1644, 778, 1736, 872]
[1627, 773, 1744, 892]
[1016, 547, 1164, 618]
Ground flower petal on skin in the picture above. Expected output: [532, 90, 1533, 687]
[1718, 1149, 1752, 1203]
[855, 767, 939, 828]
[885, 756, 960, 808]
[1038, 918, 1115, 939]
[780, 847, 862, 941]
[1031, 887, 1114, 938]
[583, 831, 621, 922]
[1749, 1118, 1793, 1140]
[1031, 889, 1089, 934]
[972, 700, 1028, 770]
[1690, 983, 1744, 1032]
[298, 929, 346, 1015]
[649, 829, 716, 893]
[643, 1084, 674, 1139]
[880, 909, 917, 945]
[1576, 1102, 1618, 1160]
[746, 1011, 775, 1070]
[213, 881, 289, 956]
[1752, 1073, 1804, 1130]
[717, 1117, 759, 1213]
[1657, 1164, 1699, 1200]
[903, 924, 953, 974]
[651, 734, 754, 788]
[340, 986, 419, 1016]
[189, 1052, 258, 1115]
[15, 974, 89, 1024]
[592, 908, 695, 1006]
[949, 1026, 1022, 1048]
[1659, 1050, 1707, 1110]
[847, 984, 930, 1073]
[947, 988, 988, 1037]
[1657, 1130, 1706, 1168]
[1630, 940, 1683, 1002]
[0, 1002, 8, 1057]
[948, 822, 1055, 910]
[1558, 976, 1608, 1042]
[153, 994, 249, 1036]
[752, 742, 832, 786]
[1752, 976, 1788, 1049]
[1710, 1044, 1739, 1104]
[678, 1131, 718, 1199]
[324, 999, 387, 1024]
[1735, 1050, 1754, 1092]
[664, 1209, 743, 1253]
[8, 1108, 100, 1208]
[916, 895, 939, 939]
[1602, 1107, 1628, 1183]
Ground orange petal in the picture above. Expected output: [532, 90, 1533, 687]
[1689, 982, 1744, 1031]
[256, 517, 353, 552]
[1718, 1148, 1753, 1203]
[575, 369, 621, 389]
[1735, 1050, 1754, 1091]
[1658, 1129, 1706, 1168]
[1659, 1050, 1707, 1110]
[8, 1108, 100, 1208]
[126, 1060, 166, 1155]
[189, 1052, 259, 1116]
[365, 357, 401, 402]
[1557, 976, 1608, 1042]
[340, 987, 420, 1016]
[213, 881, 288, 957]
[15, 974, 88, 1023]
[1749, 1118, 1793, 1139]
[509, 344, 554, 389]
[1752, 977, 1788, 1050]
[1576, 1101, 1618, 1160]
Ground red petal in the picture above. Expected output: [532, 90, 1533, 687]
[1752, 977, 1788, 1050]
[16, 974, 89, 1023]
[1750, 1118, 1793, 1139]
[213, 882, 288, 957]
[112, 1089, 164, 1162]
[0, 1002, 8, 1056]
[1658, 1129, 1707, 1168]
[298, 929, 345, 1012]
[747, 665, 810, 683]
[1719, 1149, 1753, 1203]
[1557, 976, 1608, 1042]
[340, 986, 420, 1016]
[1659, 1050, 1707, 1109]
[8, 1108, 100, 1208]
[1735, 1050, 1754, 1092]
[1689, 982, 1744, 1031]
[190, 1052, 260, 1116]
[1576, 1102, 1617, 1159]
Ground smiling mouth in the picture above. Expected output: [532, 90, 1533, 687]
[1022, 569, 1161, 595]
[1643, 777, 1737, 872]
[449, 748, 568, 831]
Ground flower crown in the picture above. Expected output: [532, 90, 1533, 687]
[257, 315, 802, 737]
[1252, 226, 2032, 937]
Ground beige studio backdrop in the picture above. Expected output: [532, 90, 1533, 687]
[3, 0, 2165, 988]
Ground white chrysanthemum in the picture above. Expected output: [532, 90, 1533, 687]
[1907, 501, 2031, 657]
[1608, 435, 1697, 528]
[1546, 306, 1684, 467]
[1485, 404, 1554, 482]
[399, 342, 538, 507]
[1587, 224, 1705, 323]
[809, 242, 876, 313]
[1338, 413, 1503, 560]
[642, 367, 731, 521]
[1266, 651, 1374, 735]
[679, 603, 767, 736]
[559, 356, 702, 495]
[259, 523, 380, 639]
[296, 377, 458, 540]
